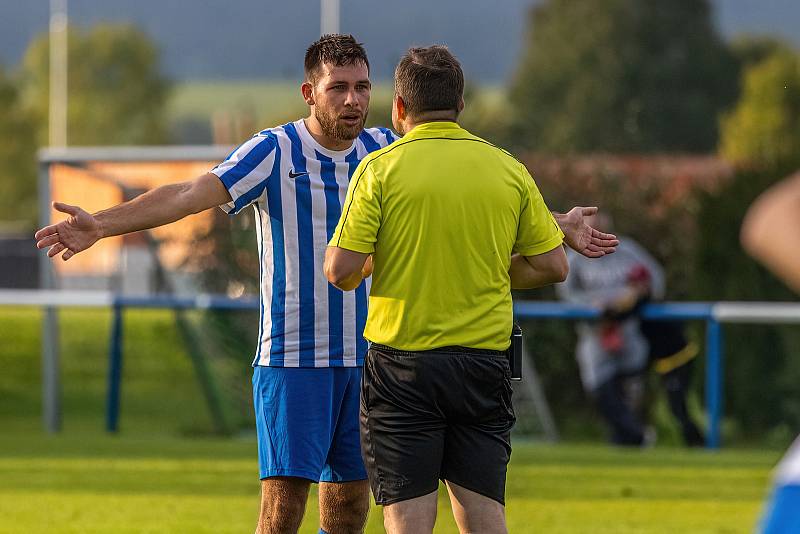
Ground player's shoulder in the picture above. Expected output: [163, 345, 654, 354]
[254, 123, 293, 144]
[360, 127, 400, 149]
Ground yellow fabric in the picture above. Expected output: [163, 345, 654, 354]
[654, 342, 699, 375]
[330, 121, 563, 351]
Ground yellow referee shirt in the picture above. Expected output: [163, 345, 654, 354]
[330, 121, 563, 351]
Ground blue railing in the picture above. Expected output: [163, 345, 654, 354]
[104, 296, 727, 448]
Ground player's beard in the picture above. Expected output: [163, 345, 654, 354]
[315, 106, 368, 142]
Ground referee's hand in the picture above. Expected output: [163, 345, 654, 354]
[558, 206, 619, 258]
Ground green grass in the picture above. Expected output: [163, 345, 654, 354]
[0, 433, 779, 533]
[0, 308, 783, 532]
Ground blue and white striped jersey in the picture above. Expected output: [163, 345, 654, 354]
[211, 119, 398, 367]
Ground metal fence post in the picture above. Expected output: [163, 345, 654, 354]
[106, 303, 124, 433]
[705, 318, 723, 449]
[38, 159, 61, 433]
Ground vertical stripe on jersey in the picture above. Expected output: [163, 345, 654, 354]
[358, 130, 381, 153]
[345, 148, 369, 364]
[318, 150, 345, 365]
[264, 146, 286, 365]
[251, 204, 266, 367]
[284, 123, 316, 367]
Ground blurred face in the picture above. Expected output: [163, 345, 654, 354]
[306, 62, 370, 141]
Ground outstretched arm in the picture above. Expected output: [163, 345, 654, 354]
[35, 172, 231, 261]
[741, 173, 800, 293]
[553, 207, 619, 258]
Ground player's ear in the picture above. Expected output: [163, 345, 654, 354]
[301, 81, 315, 106]
[457, 96, 465, 113]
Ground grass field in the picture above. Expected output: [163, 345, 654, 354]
[0, 308, 782, 533]
[0, 434, 779, 533]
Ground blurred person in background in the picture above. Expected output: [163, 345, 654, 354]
[604, 264, 705, 446]
[558, 214, 663, 446]
[741, 172, 800, 534]
[35, 34, 619, 534]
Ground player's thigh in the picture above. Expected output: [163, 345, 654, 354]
[322, 367, 368, 483]
[253, 366, 339, 480]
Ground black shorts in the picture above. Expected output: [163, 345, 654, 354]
[360, 344, 516, 506]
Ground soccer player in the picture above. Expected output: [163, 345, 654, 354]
[741, 172, 800, 534]
[36, 35, 616, 534]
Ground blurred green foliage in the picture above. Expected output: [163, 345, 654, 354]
[0, 67, 37, 226]
[508, 0, 738, 153]
[720, 47, 800, 170]
[19, 24, 171, 147]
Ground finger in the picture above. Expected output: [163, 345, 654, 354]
[590, 237, 620, 248]
[580, 206, 599, 216]
[48, 243, 66, 258]
[590, 228, 618, 241]
[587, 243, 616, 254]
[53, 202, 81, 216]
[580, 248, 605, 258]
[37, 234, 62, 249]
[62, 249, 75, 261]
[34, 224, 59, 241]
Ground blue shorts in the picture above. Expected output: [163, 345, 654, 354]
[761, 484, 800, 534]
[252, 365, 366, 482]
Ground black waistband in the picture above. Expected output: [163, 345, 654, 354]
[369, 343, 508, 357]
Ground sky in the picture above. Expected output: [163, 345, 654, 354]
[0, 0, 797, 82]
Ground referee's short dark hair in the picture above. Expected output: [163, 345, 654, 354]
[394, 45, 464, 118]
[305, 34, 370, 83]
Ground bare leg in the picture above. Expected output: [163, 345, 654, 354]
[256, 477, 311, 534]
[382, 490, 438, 534]
[319, 480, 370, 534]
[445, 481, 507, 534]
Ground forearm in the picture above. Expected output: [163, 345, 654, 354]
[95, 182, 203, 238]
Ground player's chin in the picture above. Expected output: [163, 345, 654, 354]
[336, 120, 365, 141]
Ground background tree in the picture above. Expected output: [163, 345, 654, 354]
[720, 46, 800, 172]
[19, 24, 171, 146]
[508, 0, 738, 153]
[0, 67, 37, 226]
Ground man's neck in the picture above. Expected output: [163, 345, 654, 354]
[303, 116, 354, 151]
[401, 114, 459, 134]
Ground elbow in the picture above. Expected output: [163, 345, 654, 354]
[324, 262, 357, 291]
[553, 260, 569, 284]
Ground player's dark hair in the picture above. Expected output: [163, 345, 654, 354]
[305, 34, 370, 82]
[394, 45, 464, 118]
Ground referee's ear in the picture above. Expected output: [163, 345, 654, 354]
[393, 94, 407, 121]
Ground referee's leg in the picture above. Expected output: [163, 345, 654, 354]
[445, 481, 507, 534]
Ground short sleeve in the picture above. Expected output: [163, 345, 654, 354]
[329, 161, 382, 254]
[210, 134, 277, 215]
[514, 167, 564, 256]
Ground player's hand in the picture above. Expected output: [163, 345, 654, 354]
[34, 202, 103, 261]
[558, 206, 619, 258]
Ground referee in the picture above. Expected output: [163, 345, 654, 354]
[325, 45, 571, 534]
